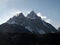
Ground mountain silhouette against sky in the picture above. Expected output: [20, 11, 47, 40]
[5, 11, 57, 34]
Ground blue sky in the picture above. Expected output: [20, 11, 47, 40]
[0, 0, 60, 29]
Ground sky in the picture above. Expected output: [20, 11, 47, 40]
[0, 0, 60, 29]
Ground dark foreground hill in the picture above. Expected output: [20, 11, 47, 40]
[0, 32, 60, 45]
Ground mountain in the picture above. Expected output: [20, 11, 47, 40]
[6, 11, 57, 34]
[7, 13, 25, 24]
[0, 23, 31, 33]
[58, 27, 60, 31]
[27, 11, 38, 19]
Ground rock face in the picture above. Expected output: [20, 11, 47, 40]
[27, 11, 38, 19]
[6, 11, 57, 34]
[58, 27, 60, 31]
[0, 23, 31, 33]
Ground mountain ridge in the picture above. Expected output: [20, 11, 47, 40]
[3, 11, 57, 34]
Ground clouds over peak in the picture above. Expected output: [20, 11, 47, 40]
[37, 13, 47, 19]
[37, 13, 51, 23]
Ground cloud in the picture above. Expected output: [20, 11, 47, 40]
[8, 9, 22, 16]
[45, 19, 51, 23]
[37, 13, 47, 19]
[8, 9, 31, 17]
[37, 13, 51, 23]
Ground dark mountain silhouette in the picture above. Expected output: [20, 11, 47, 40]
[58, 27, 60, 31]
[0, 23, 31, 33]
[0, 29, 59, 45]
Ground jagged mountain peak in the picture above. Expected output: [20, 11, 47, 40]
[30, 11, 35, 14]
[17, 13, 25, 18]
[27, 11, 38, 19]
[7, 13, 25, 24]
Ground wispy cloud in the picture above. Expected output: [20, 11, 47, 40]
[8, 9, 22, 16]
[37, 13, 51, 23]
[45, 19, 51, 23]
[37, 13, 47, 19]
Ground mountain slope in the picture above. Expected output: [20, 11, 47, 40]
[0, 23, 31, 33]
